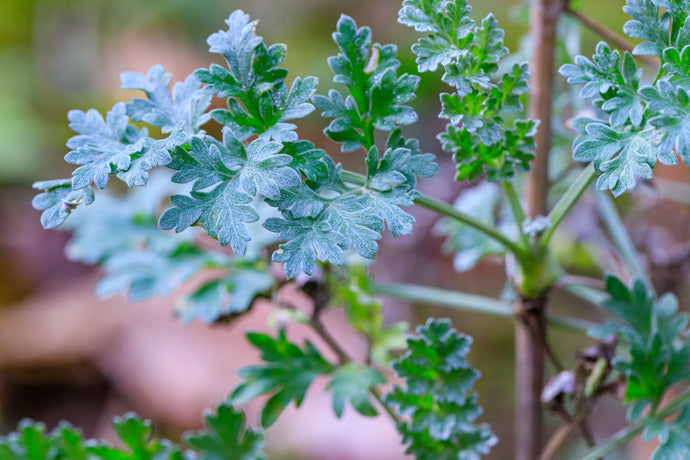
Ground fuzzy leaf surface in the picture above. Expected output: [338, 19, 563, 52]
[385, 318, 497, 459]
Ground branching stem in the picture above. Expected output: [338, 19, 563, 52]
[564, 6, 657, 69]
[307, 314, 400, 425]
[341, 170, 527, 259]
[503, 181, 530, 248]
[540, 163, 596, 250]
[539, 416, 596, 460]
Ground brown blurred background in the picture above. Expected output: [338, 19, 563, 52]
[0, 0, 688, 458]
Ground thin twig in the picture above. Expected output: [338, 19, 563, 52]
[541, 163, 596, 250]
[309, 317, 350, 365]
[374, 282, 597, 333]
[538, 422, 578, 460]
[553, 275, 606, 291]
[564, 6, 658, 69]
[370, 387, 401, 424]
[577, 388, 690, 459]
[539, 415, 597, 460]
[341, 170, 528, 260]
[307, 315, 401, 424]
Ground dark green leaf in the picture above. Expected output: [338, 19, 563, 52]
[327, 363, 385, 417]
[184, 403, 266, 460]
[589, 276, 690, 412]
[230, 330, 334, 427]
[385, 318, 497, 459]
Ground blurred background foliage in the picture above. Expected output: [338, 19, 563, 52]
[0, 0, 686, 459]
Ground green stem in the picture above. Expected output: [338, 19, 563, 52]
[341, 170, 527, 259]
[595, 192, 654, 294]
[373, 282, 594, 333]
[370, 387, 401, 424]
[564, 6, 657, 69]
[415, 195, 527, 259]
[540, 163, 596, 250]
[577, 389, 690, 459]
[503, 181, 530, 248]
[561, 284, 609, 306]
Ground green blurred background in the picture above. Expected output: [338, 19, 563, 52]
[0, 1, 685, 459]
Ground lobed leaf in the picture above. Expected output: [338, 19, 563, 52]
[400, 0, 536, 183]
[231, 330, 334, 428]
[385, 318, 497, 459]
[589, 276, 690, 413]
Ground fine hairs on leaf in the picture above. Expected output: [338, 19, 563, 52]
[560, 0, 690, 196]
[399, 0, 537, 182]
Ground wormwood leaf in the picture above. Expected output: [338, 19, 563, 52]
[184, 403, 266, 460]
[160, 129, 304, 256]
[176, 268, 274, 324]
[0, 420, 54, 460]
[560, 44, 643, 127]
[264, 214, 349, 279]
[642, 80, 690, 164]
[315, 15, 420, 152]
[197, 10, 316, 142]
[95, 248, 209, 302]
[562, 0, 690, 194]
[121, 64, 212, 135]
[572, 125, 672, 197]
[623, 0, 670, 56]
[88, 414, 185, 459]
[159, 181, 259, 256]
[385, 318, 497, 460]
[589, 276, 690, 414]
[642, 404, 690, 460]
[400, 0, 535, 183]
[64, 103, 146, 190]
[63, 178, 209, 301]
[0, 404, 265, 459]
[399, 0, 474, 72]
[61, 177, 274, 326]
[231, 330, 334, 428]
[327, 363, 385, 417]
[31, 179, 94, 229]
[265, 137, 435, 278]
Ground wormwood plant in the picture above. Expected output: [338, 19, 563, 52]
[15, 0, 690, 458]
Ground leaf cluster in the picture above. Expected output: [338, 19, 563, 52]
[266, 15, 438, 278]
[385, 318, 497, 460]
[399, 0, 537, 182]
[560, 0, 690, 195]
[230, 329, 385, 428]
[61, 174, 275, 324]
[33, 10, 437, 280]
[0, 403, 265, 460]
[590, 276, 690, 457]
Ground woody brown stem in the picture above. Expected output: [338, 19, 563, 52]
[517, 0, 566, 458]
